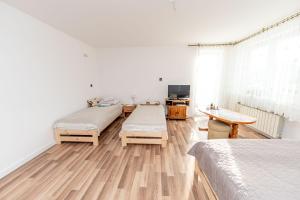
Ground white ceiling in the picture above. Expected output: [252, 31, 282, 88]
[3, 0, 300, 47]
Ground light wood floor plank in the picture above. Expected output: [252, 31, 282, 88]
[0, 117, 266, 200]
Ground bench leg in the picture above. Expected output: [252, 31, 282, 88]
[92, 135, 99, 146]
[161, 140, 167, 148]
[55, 129, 62, 144]
[121, 136, 127, 147]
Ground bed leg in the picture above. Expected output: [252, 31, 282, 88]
[92, 137, 99, 146]
[92, 132, 99, 146]
[55, 129, 62, 144]
[161, 140, 167, 148]
[121, 136, 127, 147]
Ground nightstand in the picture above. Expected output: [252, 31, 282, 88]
[122, 104, 137, 117]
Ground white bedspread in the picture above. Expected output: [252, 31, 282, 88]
[54, 104, 122, 133]
[121, 105, 167, 133]
[188, 139, 300, 200]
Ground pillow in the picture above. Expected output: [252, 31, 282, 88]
[99, 98, 120, 105]
[110, 99, 120, 105]
[101, 97, 115, 102]
[97, 103, 112, 107]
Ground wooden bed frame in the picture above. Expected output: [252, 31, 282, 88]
[55, 128, 99, 146]
[120, 131, 168, 148]
[194, 161, 219, 200]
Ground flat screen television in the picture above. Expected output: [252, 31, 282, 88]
[168, 85, 190, 99]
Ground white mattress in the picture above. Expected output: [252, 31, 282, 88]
[121, 105, 167, 133]
[188, 139, 300, 200]
[54, 104, 122, 133]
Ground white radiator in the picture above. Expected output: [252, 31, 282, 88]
[236, 103, 284, 138]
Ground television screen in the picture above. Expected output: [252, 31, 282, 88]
[168, 85, 190, 99]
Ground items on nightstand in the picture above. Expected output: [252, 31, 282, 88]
[131, 95, 137, 104]
[208, 103, 219, 110]
[122, 104, 137, 117]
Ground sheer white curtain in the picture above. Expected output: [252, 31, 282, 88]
[193, 48, 225, 111]
[226, 17, 300, 121]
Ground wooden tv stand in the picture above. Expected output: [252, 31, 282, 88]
[166, 98, 190, 120]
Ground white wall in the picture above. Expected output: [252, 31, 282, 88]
[96, 46, 197, 113]
[0, 2, 100, 178]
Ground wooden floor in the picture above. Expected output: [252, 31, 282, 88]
[0, 117, 266, 200]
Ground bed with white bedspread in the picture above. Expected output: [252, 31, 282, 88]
[54, 104, 122, 145]
[188, 139, 300, 200]
[119, 105, 168, 147]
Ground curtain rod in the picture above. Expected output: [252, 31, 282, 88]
[188, 10, 300, 47]
[188, 42, 236, 47]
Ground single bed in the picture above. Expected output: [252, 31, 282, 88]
[188, 139, 300, 200]
[54, 103, 122, 145]
[119, 104, 168, 147]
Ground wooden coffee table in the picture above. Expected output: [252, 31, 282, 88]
[199, 108, 256, 138]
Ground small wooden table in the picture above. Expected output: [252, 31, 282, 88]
[199, 108, 256, 138]
[122, 104, 137, 117]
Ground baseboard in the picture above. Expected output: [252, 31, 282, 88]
[0, 142, 55, 179]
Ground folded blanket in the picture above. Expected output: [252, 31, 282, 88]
[97, 103, 112, 107]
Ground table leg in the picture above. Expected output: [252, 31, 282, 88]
[230, 124, 239, 138]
